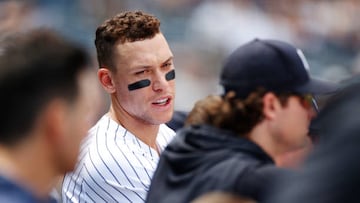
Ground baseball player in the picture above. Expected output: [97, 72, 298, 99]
[62, 11, 176, 203]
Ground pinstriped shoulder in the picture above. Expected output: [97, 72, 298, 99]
[157, 124, 176, 152]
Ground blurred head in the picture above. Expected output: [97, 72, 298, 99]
[96, 11, 175, 125]
[0, 29, 101, 172]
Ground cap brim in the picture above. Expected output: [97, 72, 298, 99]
[295, 77, 339, 95]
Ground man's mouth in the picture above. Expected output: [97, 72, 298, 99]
[152, 98, 170, 105]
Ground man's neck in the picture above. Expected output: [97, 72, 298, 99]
[108, 107, 160, 152]
[247, 121, 281, 162]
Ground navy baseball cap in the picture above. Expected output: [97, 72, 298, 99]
[220, 39, 338, 99]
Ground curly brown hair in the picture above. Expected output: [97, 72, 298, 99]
[94, 10, 161, 71]
[185, 89, 293, 137]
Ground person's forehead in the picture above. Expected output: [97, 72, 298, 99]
[114, 33, 173, 67]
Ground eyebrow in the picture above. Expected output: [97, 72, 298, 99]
[134, 56, 174, 70]
[162, 56, 174, 65]
[132, 56, 174, 71]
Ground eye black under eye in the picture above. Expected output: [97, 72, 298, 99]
[128, 79, 151, 91]
[165, 69, 175, 81]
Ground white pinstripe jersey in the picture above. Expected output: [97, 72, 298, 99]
[62, 114, 175, 203]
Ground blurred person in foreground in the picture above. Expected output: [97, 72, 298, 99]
[62, 10, 176, 202]
[0, 29, 101, 202]
[266, 76, 360, 203]
[146, 39, 337, 203]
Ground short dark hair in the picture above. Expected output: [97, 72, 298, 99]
[94, 10, 161, 71]
[0, 29, 90, 145]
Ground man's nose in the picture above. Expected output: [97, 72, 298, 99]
[152, 71, 168, 92]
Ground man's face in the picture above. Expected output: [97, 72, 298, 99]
[61, 70, 104, 172]
[271, 95, 316, 152]
[111, 33, 175, 125]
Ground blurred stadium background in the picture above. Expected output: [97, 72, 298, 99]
[1, 0, 359, 111]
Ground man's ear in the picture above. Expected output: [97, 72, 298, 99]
[262, 92, 281, 120]
[98, 68, 116, 93]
